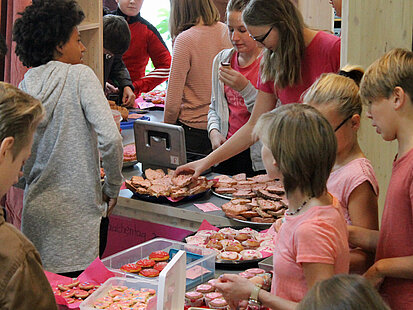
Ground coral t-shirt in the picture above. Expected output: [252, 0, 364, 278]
[327, 158, 379, 224]
[376, 148, 413, 310]
[258, 31, 340, 104]
[272, 198, 349, 302]
[225, 52, 260, 138]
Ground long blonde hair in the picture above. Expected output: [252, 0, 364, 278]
[169, 0, 220, 40]
[303, 65, 364, 119]
[253, 104, 336, 197]
[242, 0, 305, 89]
[0, 82, 44, 159]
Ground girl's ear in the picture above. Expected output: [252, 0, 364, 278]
[350, 114, 361, 130]
[0, 137, 15, 164]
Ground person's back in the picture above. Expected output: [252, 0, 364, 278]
[13, 0, 123, 274]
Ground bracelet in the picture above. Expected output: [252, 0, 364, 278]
[248, 284, 262, 305]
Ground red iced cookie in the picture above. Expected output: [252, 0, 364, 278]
[66, 279, 80, 288]
[136, 259, 156, 268]
[153, 261, 168, 272]
[74, 289, 89, 298]
[65, 297, 76, 304]
[149, 250, 170, 261]
[139, 268, 160, 277]
[79, 282, 94, 290]
[61, 290, 75, 298]
[120, 263, 142, 273]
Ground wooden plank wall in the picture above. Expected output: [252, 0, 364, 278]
[297, 0, 333, 32]
[340, 0, 413, 219]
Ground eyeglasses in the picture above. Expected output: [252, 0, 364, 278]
[334, 115, 353, 132]
[249, 26, 273, 44]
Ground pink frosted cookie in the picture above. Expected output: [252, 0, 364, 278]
[208, 297, 229, 309]
[217, 251, 241, 261]
[196, 284, 215, 294]
[245, 268, 266, 275]
[204, 292, 223, 307]
[185, 291, 204, 307]
[240, 250, 262, 260]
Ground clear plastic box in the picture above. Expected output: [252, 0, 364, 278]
[81, 250, 186, 310]
[79, 277, 158, 310]
[101, 238, 216, 290]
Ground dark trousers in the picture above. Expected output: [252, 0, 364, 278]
[177, 121, 212, 155]
[213, 148, 265, 177]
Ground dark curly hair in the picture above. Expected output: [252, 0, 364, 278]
[13, 0, 85, 68]
[0, 34, 7, 57]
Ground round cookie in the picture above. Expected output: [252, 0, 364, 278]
[136, 258, 156, 268]
[149, 250, 170, 261]
[139, 268, 160, 277]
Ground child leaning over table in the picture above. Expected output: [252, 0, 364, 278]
[215, 104, 349, 310]
[13, 0, 123, 276]
[0, 82, 57, 310]
[350, 48, 413, 310]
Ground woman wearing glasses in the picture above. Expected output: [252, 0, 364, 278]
[303, 67, 379, 274]
[175, 0, 340, 178]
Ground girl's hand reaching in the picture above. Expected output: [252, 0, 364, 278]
[209, 129, 227, 150]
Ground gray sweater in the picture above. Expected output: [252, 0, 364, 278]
[19, 61, 123, 273]
[208, 48, 264, 171]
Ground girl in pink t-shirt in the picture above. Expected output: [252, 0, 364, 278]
[208, 0, 264, 176]
[215, 104, 349, 310]
[303, 67, 379, 274]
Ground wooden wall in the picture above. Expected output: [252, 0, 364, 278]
[297, 0, 333, 32]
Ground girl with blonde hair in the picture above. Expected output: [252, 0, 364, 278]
[297, 274, 390, 310]
[164, 0, 231, 155]
[303, 67, 379, 274]
[176, 0, 340, 178]
[215, 104, 349, 310]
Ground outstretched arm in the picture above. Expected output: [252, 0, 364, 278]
[176, 90, 277, 177]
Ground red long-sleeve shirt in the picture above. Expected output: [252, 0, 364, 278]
[113, 9, 171, 95]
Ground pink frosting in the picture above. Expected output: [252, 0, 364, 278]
[205, 292, 223, 299]
[185, 291, 203, 300]
[209, 297, 228, 307]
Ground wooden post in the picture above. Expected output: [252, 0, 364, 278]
[297, 0, 333, 32]
[341, 0, 413, 218]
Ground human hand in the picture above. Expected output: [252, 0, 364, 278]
[364, 261, 385, 288]
[102, 191, 118, 216]
[105, 82, 119, 95]
[122, 86, 136, 107]
[214, 274, 255, 309]
[219, 65, 249, 92]
[209, 129, 226, 150]
[174, 157, 211, 180]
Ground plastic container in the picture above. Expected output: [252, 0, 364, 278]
[81, 250, 186, 310]
[111, 110, 121, 131]
[102, 238, 216, 290]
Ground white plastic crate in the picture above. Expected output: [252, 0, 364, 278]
[101, 238, 216, 290]
[81, 250, 186, 310]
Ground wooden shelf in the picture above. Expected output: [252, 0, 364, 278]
[79, 22, 100, 32]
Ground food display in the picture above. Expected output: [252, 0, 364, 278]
[91, 286, 156, 309]
[212, 173, 288, 224]
[119, 251, 170, 278]
[184, 269, 272, 309]
[109, 100, 129, 120]
[125, 168, 214, 199]
[123, 143, 137, 164]
[52, 279, 100, 304]
[185, 227, 275, 264]
[141, 90, 166, 105]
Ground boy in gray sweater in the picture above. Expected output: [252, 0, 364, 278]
[13, 0, 123, 275]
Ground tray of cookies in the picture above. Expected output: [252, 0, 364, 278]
[184, 226, 275, 269]
[125, 168, 214, 203]
[212, 173, 288, 226]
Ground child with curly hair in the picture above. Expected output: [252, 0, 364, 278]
[13, 0, 123, 276]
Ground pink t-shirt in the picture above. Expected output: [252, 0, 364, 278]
[376, 148, 413, 310]
[258, 31, 340, 104]
[272, 197, 349, 302]
[327, 158, 379, 225]
[225, 52, 260, 138]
